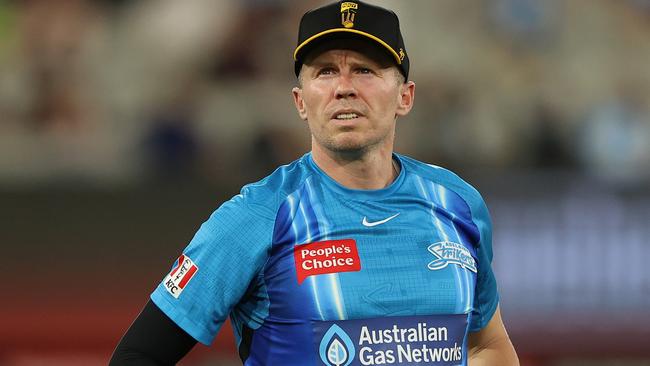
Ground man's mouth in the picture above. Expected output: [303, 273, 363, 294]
[334, 113, 359, 120]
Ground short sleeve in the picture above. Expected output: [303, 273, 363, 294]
[468, 196, 499, 332]
[150, 194, 274, 345]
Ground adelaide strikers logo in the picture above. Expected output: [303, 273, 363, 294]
[427, 241, 477, 273]
[319, 324, 356, 366]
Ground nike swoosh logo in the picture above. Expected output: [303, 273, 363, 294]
[362, 213, 400, 227]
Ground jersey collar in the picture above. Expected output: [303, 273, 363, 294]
[305, 152, 406, 200]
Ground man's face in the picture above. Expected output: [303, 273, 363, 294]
[292, 42, 415, 156]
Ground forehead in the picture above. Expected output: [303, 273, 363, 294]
[302, 38, 395, 68]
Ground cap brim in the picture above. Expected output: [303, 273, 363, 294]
[293, 28, 402, 66]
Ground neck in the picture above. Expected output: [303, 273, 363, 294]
[311, 142, 399, 190]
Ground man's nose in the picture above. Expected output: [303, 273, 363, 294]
[335, 74, 357, 99]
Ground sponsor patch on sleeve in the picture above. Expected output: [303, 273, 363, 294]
[163, 254, 198, 298]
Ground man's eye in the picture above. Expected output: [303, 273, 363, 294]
[317, 68, 335, 76]
[357, 68, 373, 74]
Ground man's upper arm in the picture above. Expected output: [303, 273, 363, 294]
[149, 194, 274, 345]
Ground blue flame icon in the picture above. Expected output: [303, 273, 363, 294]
[319, 324, 355, 366]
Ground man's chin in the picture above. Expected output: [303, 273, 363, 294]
[313, 131, 387, 156]
[322, 139, 375, 156]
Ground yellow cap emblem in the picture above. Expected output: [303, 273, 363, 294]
[340, 2, 358, 28]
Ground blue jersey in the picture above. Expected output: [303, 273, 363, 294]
[151, 153, 498, 366]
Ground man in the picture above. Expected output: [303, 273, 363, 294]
[111, 1, 519, 365]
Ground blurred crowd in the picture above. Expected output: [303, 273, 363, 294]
[0, 0, 649, 189]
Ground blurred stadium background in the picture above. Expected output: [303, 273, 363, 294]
[1, 0, 649, 365]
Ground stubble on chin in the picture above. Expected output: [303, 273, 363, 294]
[313, 130, 383, 159]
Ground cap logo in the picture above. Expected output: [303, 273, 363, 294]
[340, 2, 358, 28]
[399, 48, 406, 61]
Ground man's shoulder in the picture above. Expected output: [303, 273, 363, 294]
[229, 154, 315, 218]
[399, 154, 485, 206]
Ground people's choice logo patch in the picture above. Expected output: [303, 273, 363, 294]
[320, 324, 356, 366]
[164, 254, 198, 298]
[294, 239, 361, 284]
[427, 241, 477, 273]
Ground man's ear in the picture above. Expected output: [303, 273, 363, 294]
[292, 87, 308, 120]
[395, 81, 415, 117]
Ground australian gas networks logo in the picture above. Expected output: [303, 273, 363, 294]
[318, 320, 463, 365]
[320, 324, 356, 366]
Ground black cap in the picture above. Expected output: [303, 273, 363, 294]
[294, 1, 409, 79]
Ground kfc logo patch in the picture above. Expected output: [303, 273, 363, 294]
[294, 239, 361, 284]
[164, 254, 198, 298]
